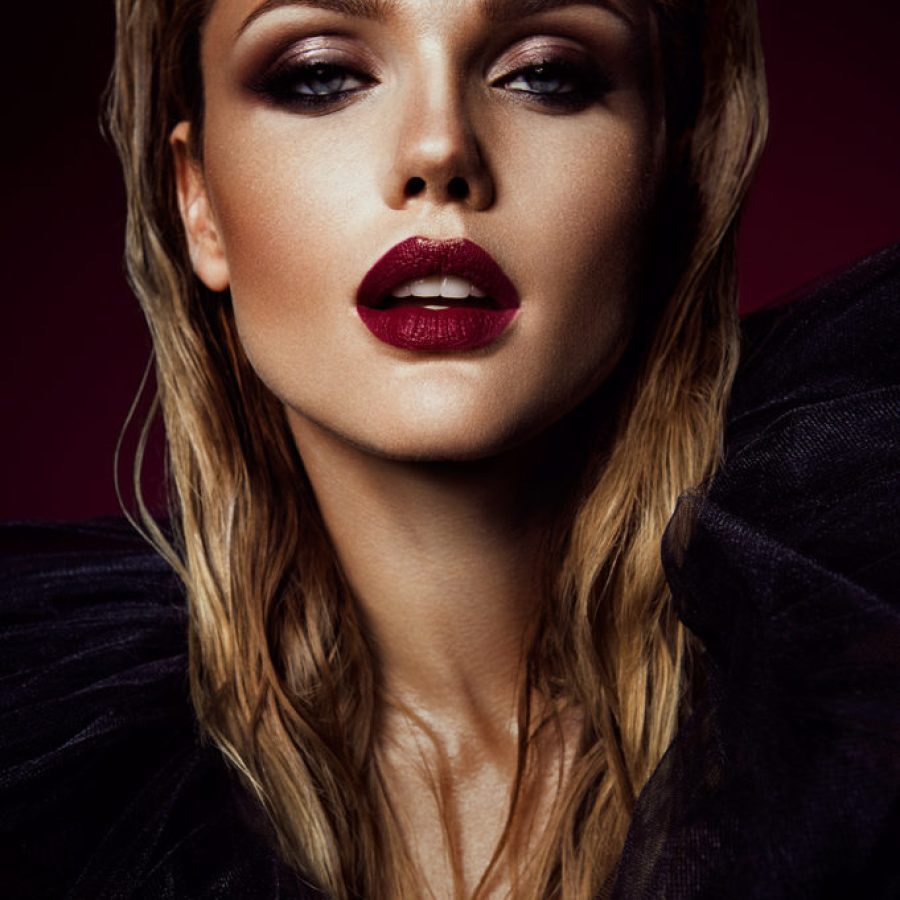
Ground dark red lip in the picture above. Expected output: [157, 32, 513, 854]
[356, 236, 520, 352]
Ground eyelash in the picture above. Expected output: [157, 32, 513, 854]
[500, 60, 610, 108]
[253, 58, 609, 112]
[254, 61, 370, 108]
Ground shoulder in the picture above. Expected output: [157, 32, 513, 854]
[0, 518, 190, 763]
[0, 517, 189, 755]
[624, 245, 900, 899]
[669, 241, 900, 686]
[673, 242, 900, 622]
[0, 517, 186, 671]
[730, 240, 900, 453]
[0, 518, 190, 896]
[0, 518, 316, 898]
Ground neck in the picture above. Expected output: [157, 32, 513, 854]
[286, 404, 606, 896]
[289, 416, 572, 727]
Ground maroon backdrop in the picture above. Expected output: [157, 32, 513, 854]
[2, 2, 899, 522]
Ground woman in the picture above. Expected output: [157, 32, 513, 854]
[2, 0, 897, 897]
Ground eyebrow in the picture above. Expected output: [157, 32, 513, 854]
[236, 0, 635, 39]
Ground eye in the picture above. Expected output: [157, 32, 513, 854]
[253, 60, 373, 109]
[496, 59, 610, 109]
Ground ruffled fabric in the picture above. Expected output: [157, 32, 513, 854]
[2, 244, 898, 898]
[0, 521, 318, 899]
[610, 243, 900, 898]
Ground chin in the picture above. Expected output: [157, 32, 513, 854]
[362, 412, 533, 463]
[292, 395, 544, 465]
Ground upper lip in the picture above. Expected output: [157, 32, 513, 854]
[356, 236, 520, 310]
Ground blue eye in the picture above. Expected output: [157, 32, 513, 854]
[499, 60, 610, 108]
[255, 61, 372, 108]
[506, 63, 577, 94]
[253, 56, 607, 113]
[291, 63, 366, 96]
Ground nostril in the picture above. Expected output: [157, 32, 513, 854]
[402, 176, 470, 201]
[448, 177, 469, 200]
[405, 177, 426, 197]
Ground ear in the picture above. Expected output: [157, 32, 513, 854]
[170, 121, 230, 292]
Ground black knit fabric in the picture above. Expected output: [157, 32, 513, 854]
[3, 244, 898, 898]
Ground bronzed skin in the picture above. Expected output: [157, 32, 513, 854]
[173, 0, 658, 892]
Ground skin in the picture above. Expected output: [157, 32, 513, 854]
[173, 0, 660, 893]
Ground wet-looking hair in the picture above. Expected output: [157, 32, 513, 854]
[107, 1, 767, 896]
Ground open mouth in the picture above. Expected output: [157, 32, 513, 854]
[356, 237, 520, 352]
[369, 274, 502, 311]
[379, 296, 501, 310]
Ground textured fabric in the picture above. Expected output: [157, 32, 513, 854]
[2, 244, 898, 898]
[609, 243, 900, 899]
[0, 523, 319, 898]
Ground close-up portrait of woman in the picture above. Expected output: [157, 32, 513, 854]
[1, 0, 898, 897]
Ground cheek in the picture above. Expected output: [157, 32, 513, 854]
[206, 121, 350, 292]
[512, 117, 652, 271]
[202, 118, 372, 382]
[204, 97, 397, 268]
[502, 117, 653, 373]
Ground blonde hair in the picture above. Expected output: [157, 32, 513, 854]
[107, 0, 768, 895]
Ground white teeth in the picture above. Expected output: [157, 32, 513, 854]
[439, 275, 473, 299]
[410, 275, 443, 298]
[389, 274, 488, 299]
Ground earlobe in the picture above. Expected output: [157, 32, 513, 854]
[170, 121, 230, 292]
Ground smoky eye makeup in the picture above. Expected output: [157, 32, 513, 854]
[244, 35, 379, 110]
[250, 56, 374, 109]
[242, 30, 616, 115]
[490, 48, 614, 110]
[493, 55, 611, 109]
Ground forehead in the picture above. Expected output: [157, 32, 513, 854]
[209, 0, 646, 36]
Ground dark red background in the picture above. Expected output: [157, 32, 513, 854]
[2, 2, 899, 521]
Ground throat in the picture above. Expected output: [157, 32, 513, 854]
[376, 698, 583, 900]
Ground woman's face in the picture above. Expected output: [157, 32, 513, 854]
[177, 0, 660, 461]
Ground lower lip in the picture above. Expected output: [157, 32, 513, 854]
[357, 305, 517, 352]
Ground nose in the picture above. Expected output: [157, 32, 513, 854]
[383, 71, 495, 212]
